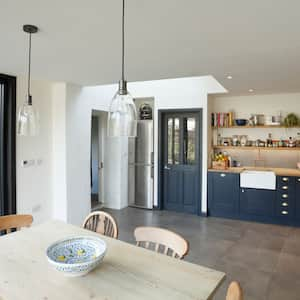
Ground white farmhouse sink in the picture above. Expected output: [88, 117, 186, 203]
[240, 170, 276, 190]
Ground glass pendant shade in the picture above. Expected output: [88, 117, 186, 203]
[18, 24, 39, 136]
[108, 90, 137, 137]
[17, 100, 39, 136]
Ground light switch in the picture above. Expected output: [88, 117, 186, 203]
[32, 204, 41, 213]
[21, 160, 35, 167]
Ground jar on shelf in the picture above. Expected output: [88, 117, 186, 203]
[240, 135, 248, 147]
[232, 135, 239, 146]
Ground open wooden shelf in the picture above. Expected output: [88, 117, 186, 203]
[212, 125, 299, 129]
[213, 146, 300, 151]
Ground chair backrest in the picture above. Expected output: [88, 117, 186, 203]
[134, 226, 189, 259]
[0, 214, 33, 235]
[82, 211, 118, 239]
[226, 281, 243, 300]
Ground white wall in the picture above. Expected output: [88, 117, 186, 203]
[52, 82, 68, 221]
[211, 93, 300, 168]
[63, 76, 226, 225]
[16, 77, 54, 224]
[15, 75, 226, 226]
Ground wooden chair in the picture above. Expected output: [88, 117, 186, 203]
[226, 281, 243, 300]
[134, 226, 189, 259]
[82, 211, 118, 239]
[0, 214, 33, 235]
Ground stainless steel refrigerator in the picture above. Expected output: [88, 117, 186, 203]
[128, 120, 154, 209]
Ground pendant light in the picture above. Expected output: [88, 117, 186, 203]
[107, 0, 137, 137]
[17, 24, 39, 136]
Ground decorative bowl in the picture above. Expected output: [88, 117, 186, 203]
[46, 236, 106, 277]
[235, 119, 248, 126]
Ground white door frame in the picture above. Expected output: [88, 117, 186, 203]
[97, 112, 107, 204]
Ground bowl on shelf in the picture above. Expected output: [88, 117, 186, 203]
[46, 236, 107, 277]
[235, 119, 248, 126]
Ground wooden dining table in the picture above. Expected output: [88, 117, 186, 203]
[0, 220, 225, 300]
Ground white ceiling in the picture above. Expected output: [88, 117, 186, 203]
[1, 0, 300, 94]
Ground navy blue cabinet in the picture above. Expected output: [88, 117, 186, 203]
[295, 177, 300, 221]
[207, 171, 300, 226]
[240, 188, 276, 220]
[208, 172, 239, 218]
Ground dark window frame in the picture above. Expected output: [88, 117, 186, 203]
[0, 74, 16, 216]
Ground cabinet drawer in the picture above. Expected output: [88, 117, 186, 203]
[275, 201, 293, 218]
[279, 176, 291, 183]
[280, 201, 289, 208]
[277, 192, 294, 201]
[277, 176, 296, 189]
[276, 208, 290, 217]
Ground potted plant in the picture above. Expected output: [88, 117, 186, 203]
[284, 113, 299, 127]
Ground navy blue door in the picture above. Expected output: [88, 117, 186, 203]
[162, 112, 201, 214]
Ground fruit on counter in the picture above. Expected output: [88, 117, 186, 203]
[212, 152, 230, 169]
[214, 152, 228, 162]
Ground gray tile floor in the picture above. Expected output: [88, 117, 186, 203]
[103, 207, 300, 300]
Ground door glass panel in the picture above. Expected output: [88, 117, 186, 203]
[167, 118, 173, 164]
[173, 118, 180, 164]
[167, 117, 180, 165]
[183, 117, 196, 164]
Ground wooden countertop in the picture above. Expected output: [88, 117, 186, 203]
[208, 167, 300, 176]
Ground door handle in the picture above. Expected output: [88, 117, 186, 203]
[164, 166, 171, 170]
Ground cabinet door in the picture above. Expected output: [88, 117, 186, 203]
[208, 172, 239, 217]
[296, 177, 300, 220]
[240, 188, 275, 217]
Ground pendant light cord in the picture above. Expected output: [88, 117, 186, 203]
[28, 32, 32, 104]
[121, 0, 125, 81]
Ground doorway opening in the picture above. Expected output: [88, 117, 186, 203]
[158, 109, 202, 215]
[90, 110, 107, 211]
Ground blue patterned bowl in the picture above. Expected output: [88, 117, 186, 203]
[46, 236, 107, 277]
